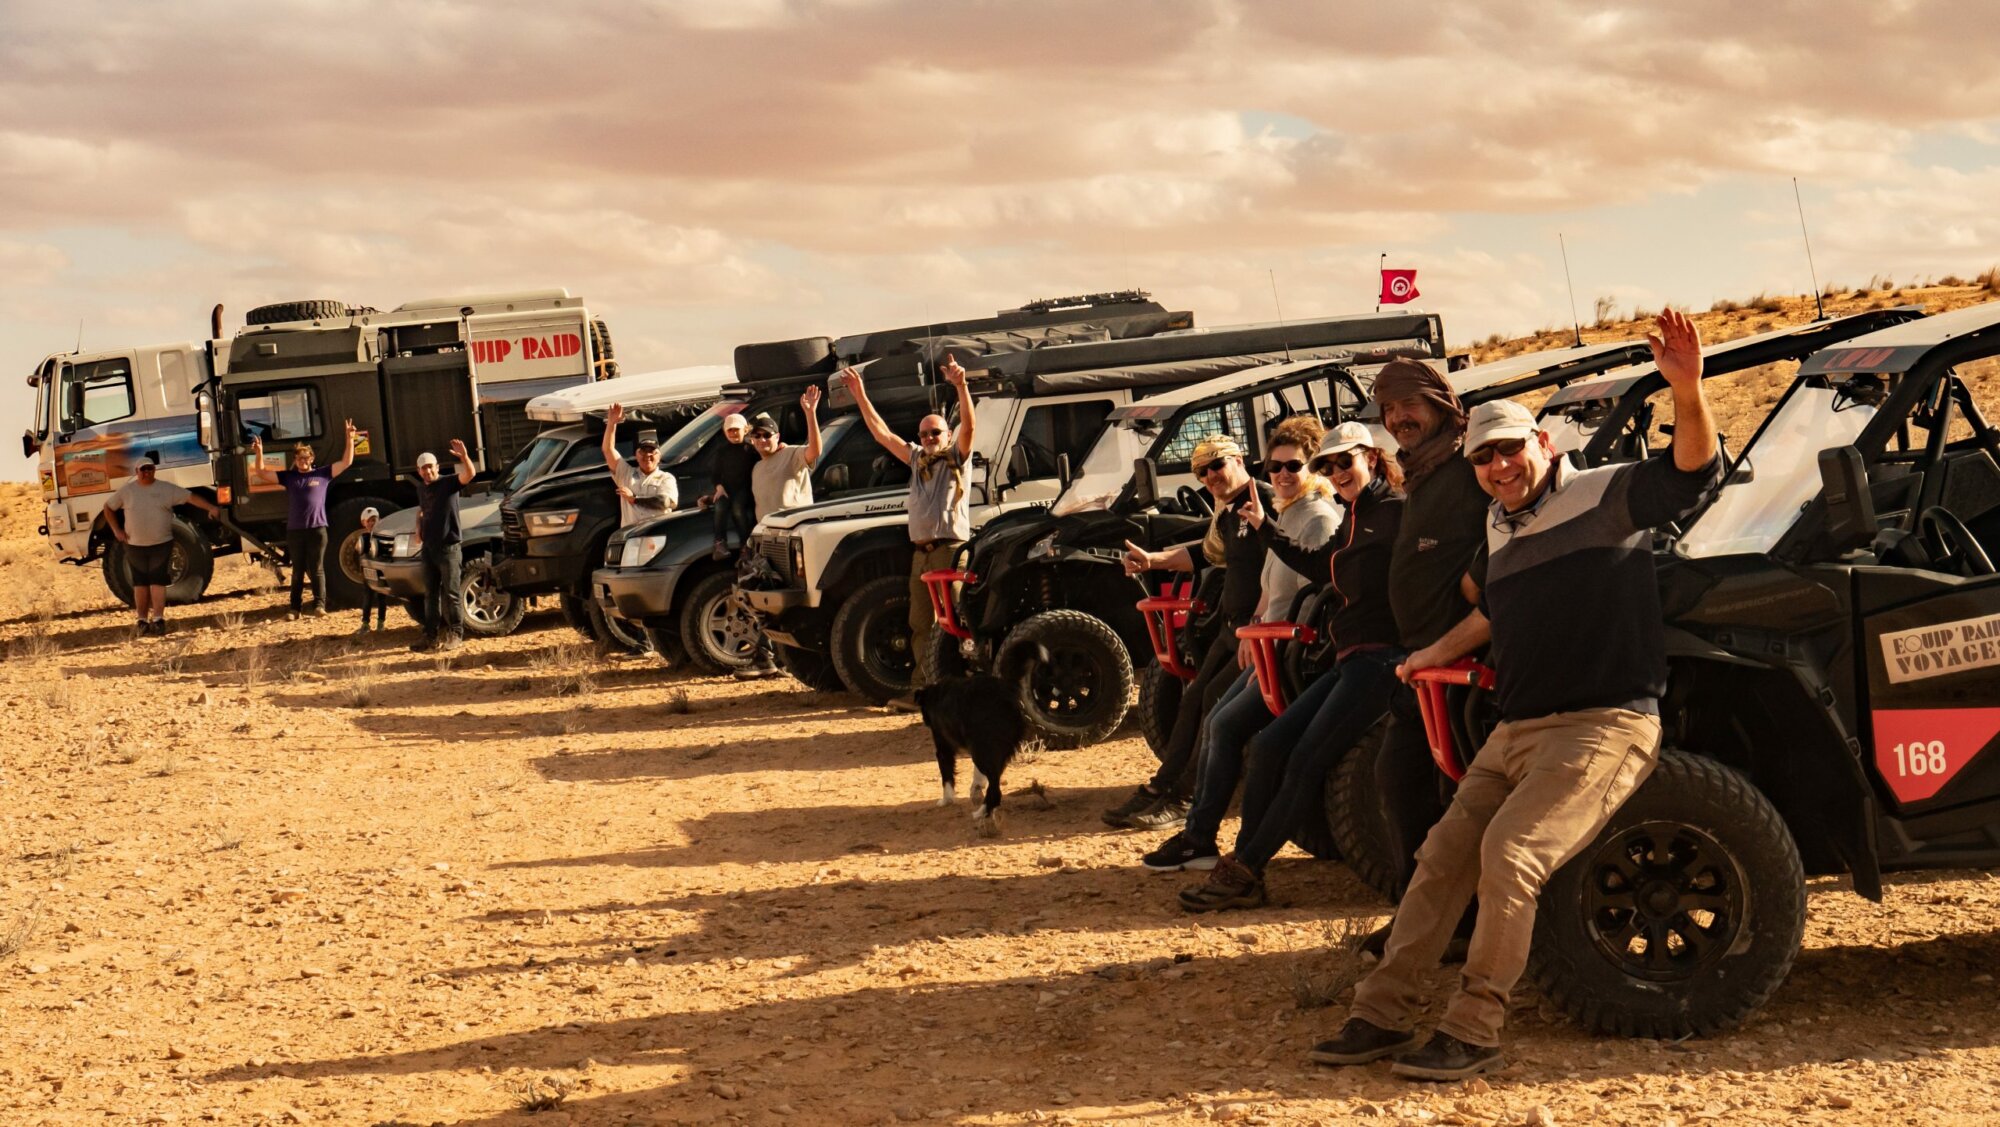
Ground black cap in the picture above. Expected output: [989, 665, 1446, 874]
[749, 413, 780, 434]
[635, 437, 660, 451]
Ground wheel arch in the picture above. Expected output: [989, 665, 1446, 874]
[820, 528, 915, 597]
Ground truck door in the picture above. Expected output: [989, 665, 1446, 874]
[380, 320, 479, 473]
[1859, 569, 2000, 816]
[225, 380, 328, 525]
[51, 353, 142, 500]
[998, 397, 1115, 504]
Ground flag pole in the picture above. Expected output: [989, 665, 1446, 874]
[1377, 252, 1384, 313]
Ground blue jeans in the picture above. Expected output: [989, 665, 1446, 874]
[1183, 668, 1279, 851]
[1235, 648, 1405, 872]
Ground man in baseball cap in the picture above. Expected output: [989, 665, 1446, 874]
[103, 455, 221, 638]
[410, 440, 475, 651]
[1316, 311, 1727, 1081]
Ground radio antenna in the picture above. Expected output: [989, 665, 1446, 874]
[1558, 233, 1583, 347]
[75, 318, 84, 354]
[1268, 269, 1293, 361]
[1794, 178, 1826, 320]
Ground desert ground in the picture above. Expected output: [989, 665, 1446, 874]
[6, 285, 2000, 1127]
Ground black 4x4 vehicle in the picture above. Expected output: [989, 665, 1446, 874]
[1361, 301, 2000, 1040]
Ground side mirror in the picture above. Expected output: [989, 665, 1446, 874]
[21, 430, 37, 460]
[822, 463, 851, 492]
[1007, 444, 1031, 483]
[1131, 457, 1160, 509]
[1818, 446, 1877, 553]
[1056, 452, 1072, 490]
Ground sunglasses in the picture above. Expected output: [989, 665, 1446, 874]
[918, 428, 946, 439]
[749, 429, 776, 440]
[1467, 438, 1529, 467]
[1266, 459, 1306, 475]
[1197, 458, 1232, 478]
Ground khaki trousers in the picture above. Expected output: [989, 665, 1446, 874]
[908, 541, 962, 688]
[1349, 707, 1661, 1046]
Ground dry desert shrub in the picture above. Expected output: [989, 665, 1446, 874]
[534, 642, 599, 698]
[152, 753, 181, 778]
[1592, 295, 1618, 327]
[1285, 916, 1376, 1011]
[1980, 266, 2000, 294]
[343, 661, 383, 708]
[1709, 297, 1742, 314]
[509, 1074, 576, 1112]
[666, 687, 694, 715]
[237, 644, 267, 688]
[40, 676, 76, 712]
[0, 901, 40, 960]
[1939, 274, 1965, 287]
[216, 609, 245, 634]
[156, 641, 192, 676]
[548, 703, 590, 736]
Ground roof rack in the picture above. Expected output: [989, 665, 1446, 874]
[1012, 290, 1153, 314]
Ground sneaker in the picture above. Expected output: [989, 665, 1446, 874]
[1126, 795, 1191, 830]
[733, 659, 780, 681]
[287, 609, 301, 621]
[711, 540, 730, 562]
[439, 634, 463, 652]
[133, 621, 151, 640]
[355, 620, 373, 636]
[150, 619, 168, 637]
[1142, 832, 1219, 873]
[1100, 785, 1162, 828]
[1389, 1032, 1504, 1082]
[311, 605, 328, 618]
[1308, 1018, 1418, 1066]
[1178, 855, 1266, 911]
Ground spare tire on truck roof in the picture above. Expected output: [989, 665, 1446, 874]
[244, 300, 351, 326]
[734, 337, 837, 383]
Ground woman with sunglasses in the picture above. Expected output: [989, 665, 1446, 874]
[1141, 415, 1341, 871]
[1178, 420, 1407, 911]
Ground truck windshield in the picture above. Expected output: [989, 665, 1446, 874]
[496, 435, 570, 495]
[656, 401, 744, 467]
[1052, 419, 1151, 515]
[1678, 383, 1876, 558]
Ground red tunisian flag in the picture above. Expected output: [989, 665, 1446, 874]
[1379, 268, 1419, 304]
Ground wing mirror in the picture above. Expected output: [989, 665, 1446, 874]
[1817, 446, 1877, 554]
[1007, 444, 1031, 483]
[822, 463, 851, 492]
[1131, 457, 1160, 509]
[21, 430, 37, 459]
[1056, 452, 1072, 491]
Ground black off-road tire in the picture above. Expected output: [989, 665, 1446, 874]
[918, 625, 974, 686]
[585, 593, 648, 655]
[590, 318, 620, 380]
[103, 518, 215, 607]
[1328, 719, 1402, 902]
[560, 589, 596, 639]
[1002, 610, 1134, 750]
[456, 553, 526, 638]
[245, 300, 349, 326]
[1529, 750, 1806, 1040]
[326, 496, 396, 611]
[776, 643, 846, 692]
[643, 623, 688, 669]
[829, 574, 915, 704]
[1135, 661, 1183, 760]
[678, 569, 760, 673]
[733, 336, 836, 383]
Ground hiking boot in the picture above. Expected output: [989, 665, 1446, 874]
[1178, 855, 1266, 911]
[1141, 832, 1218, 873]
[733, 659, 780, 681]
[1307, 1018, 1418, 1066]
[1126, 795, 1191, 830]
[1390, 1032, 1504, 1082]
[1100, 785, 1162, 828]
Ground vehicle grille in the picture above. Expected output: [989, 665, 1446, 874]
[500, 506, 524, 549]
[755, 534, 795, 584]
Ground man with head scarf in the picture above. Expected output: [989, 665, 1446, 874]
[839, 354, 976, 711]
[1100, 434, 1275, 831]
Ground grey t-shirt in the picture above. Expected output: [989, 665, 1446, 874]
[1259, 492, 1340, 622]
[750, 444, 814, 519]
[906, 443, 971, 544]
[105, 479, 193, 547]
[610, 460, 678, 527]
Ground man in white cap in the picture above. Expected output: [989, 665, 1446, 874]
[102, 456, 222, 637]
[410, 440, 476, 652]
[1313, 310, 1724, 1081]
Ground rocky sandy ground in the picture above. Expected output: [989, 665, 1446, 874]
[6, 288, 2000, 1126]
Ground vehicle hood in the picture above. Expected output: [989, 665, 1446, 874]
[373, 494, 503, 536]
[756, 487, 908, 531]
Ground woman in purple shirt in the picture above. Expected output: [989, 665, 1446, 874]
[251, 419, 357, 619]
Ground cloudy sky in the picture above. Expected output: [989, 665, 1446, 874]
[6, 0, 2000, 480]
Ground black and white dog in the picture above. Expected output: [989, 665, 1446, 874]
[915, 671, 1029, 822]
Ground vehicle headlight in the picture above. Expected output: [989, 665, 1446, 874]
[790, 536, 805, 579]
[393, 533, 417, 558]
[524, 509, 579, 536]
[621, 535, 668, 568]
[1029, 533, 1058, 560]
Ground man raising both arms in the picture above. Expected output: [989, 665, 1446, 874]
[1311, 311, 1724, 1081]
[839, 353, 974, 711]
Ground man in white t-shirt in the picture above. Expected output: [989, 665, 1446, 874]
[737, 386, 823, 679]
[102, 458, 222, 638]
[602, 403, 680, 527]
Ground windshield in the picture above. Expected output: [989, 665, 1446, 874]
[496, 435, 570, 495]
[1053, 419, 1151, 515]
[656, 401, 744, 467]
[1541, 408, 1597, 457]
[1679, 383, 1876, 558]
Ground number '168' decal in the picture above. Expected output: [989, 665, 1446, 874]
[1872, 707, 2000, 805]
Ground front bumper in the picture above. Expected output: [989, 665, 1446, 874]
[363, 556, 429, 599]
[594, 565, 677, 621]
[743, 586, 808, 615]
[495, 552, 585, 596]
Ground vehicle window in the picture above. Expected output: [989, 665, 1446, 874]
[558, 441, 602, 471]
[497, 435, 569, 494]
[813, 416, 905, 492]
[658, 403, 737, 467]
[1014, 400, 1114, 479]
[1156, 402, 1250, 473]
[1680, 384, 1873, 558]
[61, 357, 137, 431]
[237, 386, 320, 442]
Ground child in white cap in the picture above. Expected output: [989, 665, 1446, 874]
[356, 506, 387, 634]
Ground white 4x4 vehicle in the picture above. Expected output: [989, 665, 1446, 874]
[744, 310, 1446, 702]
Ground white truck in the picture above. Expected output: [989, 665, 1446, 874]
[743, 310, 1446, 702]
[23, 289, 617, 609]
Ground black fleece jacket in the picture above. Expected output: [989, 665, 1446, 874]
[1259, 476, 1404, 656]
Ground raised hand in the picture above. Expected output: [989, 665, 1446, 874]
[448, 437, 469, 460]
[250, 436, 263, 456]
[1120, 538, 1153, 576]
[837, 367, 863, 396]
[1236, 482, 1265, 530]
[801, 385, 822, 413]
[941, 353, 966, 388]
[344, 418, 357, 438]
[607, 402, 624, 426]
[1648, 309, 1703, 392]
